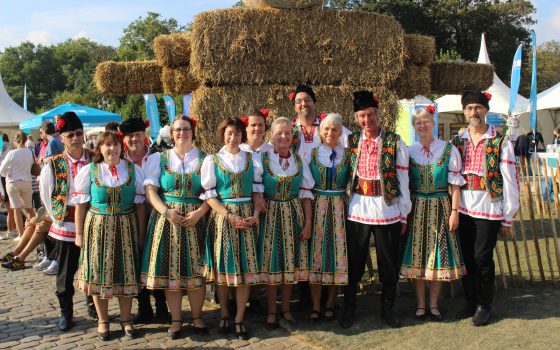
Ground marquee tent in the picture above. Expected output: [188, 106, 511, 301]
[19, 102, 121, 130]
[0, 72, 34, 127]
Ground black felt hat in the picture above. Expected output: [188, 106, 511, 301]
[56, 111, 83, 133]
[119, 117, 148, 136]
[290, 85, 316, 104]
[353, 90, 379, 112]
[461, 87, 491, 110]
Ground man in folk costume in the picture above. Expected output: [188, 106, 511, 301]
[290, 84, 351, 159]
[340, 91, 411, 329]
[452, 88, 519, 326]
[119, 117, 170, 323]
[39, 112, 93, 331]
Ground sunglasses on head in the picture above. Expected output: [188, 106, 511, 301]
[63, 130, 84, 139]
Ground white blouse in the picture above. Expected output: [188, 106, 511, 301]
[347, 130, 412, 225]
[240, 142, 274, 154]
[143, 148, 201, 188]
[293, 118, 352, 159]
[74, 159, 146, 204]
[456, 126, 519, 226]
[253, 150, 315, 199]
[407, 139, 466, 186]
[200, 147, 261, 201]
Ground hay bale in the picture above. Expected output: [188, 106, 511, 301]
[392, 64, 431, 99]
[94, 60, 162, 95]
[430, 61, 493, 95]
[191, 84, 399, 153]
[243, 0, 322, 8]
[404, 34, 435, 65]
[153, 32, 192, 67]
[191, 8, 405, 87]
[161, 66, 199, 95]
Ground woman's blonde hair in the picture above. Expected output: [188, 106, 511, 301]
[15, 131, 28, 146]
[412, 108, 434, 125]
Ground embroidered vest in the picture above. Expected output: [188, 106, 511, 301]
[50, 152, 90, 222]
[451, 132, 505, 201]
[348, 130, 401, 205]
[262, 151, 303, 201]
[409, 142, 452, 198]
[160, 150, 205, 203]
[90, 161, 136, 215]
[213, 152, 253, 199]
[309, 147, 352, 194]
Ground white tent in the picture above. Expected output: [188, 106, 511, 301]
[0, 72, 34, 127]
[436, 33, 529, 116]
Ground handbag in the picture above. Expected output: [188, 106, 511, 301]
[30, 148, 41, 176]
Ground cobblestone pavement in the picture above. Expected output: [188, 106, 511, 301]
[0, 240, 321, 349]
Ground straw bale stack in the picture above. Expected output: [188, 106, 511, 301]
[94, 60, 162, 95]
[153, 32, 192, 67]
[404, 34, 435, 65]
[243, 0, 323, 8]
[161, 66, 199, 95]
[430, 61, 494, 94]
[191, 85, 399, 153]
[392, 64, 431, 99]
[190, 8, 405, 87]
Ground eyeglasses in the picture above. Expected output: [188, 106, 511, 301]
[465, 105, 486, 112]
[173, 128, 192, 133]
[295, 97, 313, 105]
[62, 130, 84, 139]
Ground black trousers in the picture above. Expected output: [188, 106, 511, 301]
[458, 214, 500, 307]
[55, 240, 81, 316]
[344, 220, 402, 308]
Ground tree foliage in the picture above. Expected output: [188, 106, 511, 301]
[520, 40, 560, 96]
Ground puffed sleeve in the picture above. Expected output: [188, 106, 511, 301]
[200, 154, 218, 200]
[39, 163, 55, 220]
[73, 164, 92, 204]
[339, 126, 352, 148]
[143, 152, 162, 188]
[499, 139, 520, 226]
[298, 160, 315, 199]
[448, 145, 467, 186]
[134, 164, 146, 204]
[396, 139, 412, 223]
[252, 152, 264, 193]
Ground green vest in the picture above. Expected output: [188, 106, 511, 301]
[309, 147, 352, 196]
[348, 129, 401, 205]
[50, 151, 90, 222]
[90, 161, 136, 215]
[451, 132, 506, 201]
[262, 151, 303, 201]
[409, 142, 453, 198]
[160, 150, 205, 203]
[213, 152, 253, 200]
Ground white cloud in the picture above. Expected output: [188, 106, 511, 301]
[24, 30, 56, 46]
[73, 30, 88, 40]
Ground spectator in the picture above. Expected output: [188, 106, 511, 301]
[42, 119, 64, 159]
[0, 133, 16, 239]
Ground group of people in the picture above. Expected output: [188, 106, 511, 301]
[0, 84, 519, 341]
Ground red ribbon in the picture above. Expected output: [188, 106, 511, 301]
[289, 91, 295, 102]
[421, 145, 433, 159]
[240, 116, 249, 127]
[189, 116, 197, 129]
[259, 108, 269, 118]
[68, 158, 86, 178]
[109, 165, 119, 179]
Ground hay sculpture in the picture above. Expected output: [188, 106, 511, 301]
[153, 32, 192, 67]
[161, 66, 199, 94]
[190, 8, 406, 87]
[191, 85, 399, 153]
[243, 0, 323, 8]
[404, 34, 435, 65]
[94, 60, 162, 95]
[430, 61, 494, 94]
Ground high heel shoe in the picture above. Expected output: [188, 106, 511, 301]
[234, 321, 249, 340]
[168, 320, 183, 340]
[97, 321, 110, 341]
[265, 312, 279, 331]
[218, 316, 231, 335]
[191, 316, 209, 335]
[119, 320, 137, 339]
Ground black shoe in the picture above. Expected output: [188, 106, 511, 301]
[58, 314, 73, 331]
[415, 307, 427, 321]
[339, 308, 355, 329]
[472, 305, 491, 326]
[280, 310, 297, 330]
[265, 312, 279, 331]
[455, 302, 477, 320]
[429, 307, 444, 322]
[97, 321, 110, 341]
[133, 308, 154, 324]
[119, 320, 137, 339]
[191, 317, 209, 335]
[234, 322, 249, 340]
[218, 317, 231, 335]
[168, 320, 183, 340]
[323, 308, 336, 322]
[1, 257, 25, 270]
[309, 309, 321, 323]
[155, 306, 171, 323]
[0, 252, 14, 262]
[381, 308, 401, 328]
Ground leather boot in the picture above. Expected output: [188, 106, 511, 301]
[154, 289, 171, 322]
[134, 288, 154, 324]
[339, 284, 357, 329]
[472, 282, 494, 326]
[456, 275, 477, 319]
[58, 297, 74, 331]
[380, 286, 401, 328]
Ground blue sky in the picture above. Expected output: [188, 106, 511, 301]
[0, 0, 558, 51]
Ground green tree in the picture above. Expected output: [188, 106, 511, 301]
[117, 12, 185, 60]
[520, 40, 560, 96]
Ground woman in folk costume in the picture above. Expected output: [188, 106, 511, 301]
[400, 106, 466, 321]
[141, 115, 210, 339]
[240, 108, 274, 155]
[74, 132, 145, 341]
[255, 117, 315, 330]
[201, 117, 263, 340]
[306, 113, 352, 322]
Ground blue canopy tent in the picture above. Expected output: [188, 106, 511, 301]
[19, 102, 121, 131]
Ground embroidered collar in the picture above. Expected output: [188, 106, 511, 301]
[460, 125, 496, 141]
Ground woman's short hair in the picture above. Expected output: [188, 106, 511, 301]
[412, 108, 435, 125]
[171, 115, 197, 140]
[216, 117, 247, 144]
[92, 131, 124, 163]
[15, 131, 28, 146]
[319, 113, 344, 131]
[270, 117, 292, 135]
[246, 109, 269, 131]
